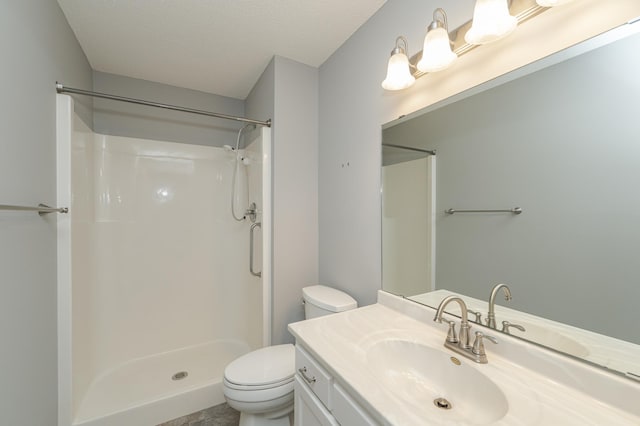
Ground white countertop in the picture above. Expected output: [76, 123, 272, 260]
[411, 289, 640, 378]
[288, 291, 640, 425]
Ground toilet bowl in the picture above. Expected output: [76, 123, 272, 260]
[222, 285, 357, 426]
[224, 344, 295, 426]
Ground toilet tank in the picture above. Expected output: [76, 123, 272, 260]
[302, 285, 357, 319]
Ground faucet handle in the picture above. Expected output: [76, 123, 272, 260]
[472, 331, 498, 356]
[439, 318, 459, 343]
[501, 321, 526, 335]
[468, 309, 482, 323]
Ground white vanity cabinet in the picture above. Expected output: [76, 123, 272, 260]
[294, 345, 378, 426]
[294, 375, 338, 426]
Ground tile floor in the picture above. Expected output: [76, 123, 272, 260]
[157, 403, 240, 426]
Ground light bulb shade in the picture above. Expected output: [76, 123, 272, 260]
[536, 0, 575, 6]
[381, 51, 415, 90]
[417, 27, 457, 73]
[465, 0, 517, 45]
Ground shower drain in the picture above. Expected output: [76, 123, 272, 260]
[433, 397, 452, 410]
[172, 371, 189, 381]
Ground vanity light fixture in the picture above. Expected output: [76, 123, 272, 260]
[381, 36, 416, 91]
[465, 0, 518, 45]
[381, 0, 555, 92]
[417, 8, 457, 73]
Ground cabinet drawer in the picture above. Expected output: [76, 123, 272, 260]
[333, 382, 379, 426]
[295, 345, 333, 409]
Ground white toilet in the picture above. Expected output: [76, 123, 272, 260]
[223, 285, 357, 426]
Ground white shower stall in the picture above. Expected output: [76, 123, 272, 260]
[56, 95, 272, 426]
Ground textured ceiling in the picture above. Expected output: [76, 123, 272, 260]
[57, 0, 387, 99]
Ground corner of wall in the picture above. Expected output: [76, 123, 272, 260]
[255, 55, 320, 344]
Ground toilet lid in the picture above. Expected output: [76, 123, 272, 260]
[303, 285, 357, 312]
[224, 344, 295, 387]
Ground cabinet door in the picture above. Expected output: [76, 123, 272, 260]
[294, 376, 339, 426]
[332, 383, 379, 426]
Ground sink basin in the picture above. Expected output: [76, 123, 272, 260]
[506, 321, 590, 358]
[366, 340, 508, 425]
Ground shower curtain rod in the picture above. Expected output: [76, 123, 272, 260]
[382, 143, 435, 156]
[56, 83, 271, 128]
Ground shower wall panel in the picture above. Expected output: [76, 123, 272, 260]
[244, 129, 265, 346]
[71, 125, 263, 384]
[70, 110, 96, 411]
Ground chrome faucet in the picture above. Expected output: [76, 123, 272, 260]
[486, 283, 512, 329]
[434, 296, 498, 363]
[434, 296, 471, 348]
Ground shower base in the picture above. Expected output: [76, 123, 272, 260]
[73, 339, 250, 426]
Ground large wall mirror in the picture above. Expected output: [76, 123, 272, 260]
[381, 22, 640, 380]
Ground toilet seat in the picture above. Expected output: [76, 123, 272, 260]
[223, 377, 294, 403]
[224, 344, 294, 385]
[224, 375, 293, 391]
[223, 344, 295, 403]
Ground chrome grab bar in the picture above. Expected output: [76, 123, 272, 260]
[0, 203, 69, 215]
[249, 222, 262, 277]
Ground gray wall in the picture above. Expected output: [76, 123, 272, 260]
[0, 1, 92, 424]
[272, 57, 319, 343]
[246, 60, 275, 127]
[318, 0, 475, 306]
[247, 57, 319, 344]
[383, 32, 640, 342]
[93, 71, 246, 147]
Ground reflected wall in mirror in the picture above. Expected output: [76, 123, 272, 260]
[381, 23, 640, 379]
[382, 145, 435, 297]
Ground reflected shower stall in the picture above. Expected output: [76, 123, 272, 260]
[381, 144, 435, 297]
[56, 94, 271, 426]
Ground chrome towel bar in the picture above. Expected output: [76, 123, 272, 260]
[0, 203, 69, 216]
[445, 207, 522, 215]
